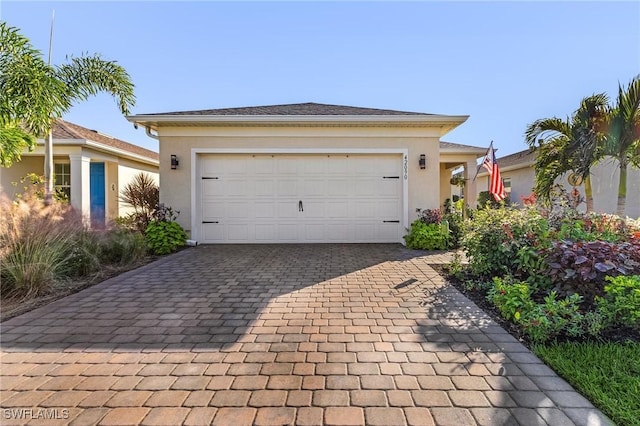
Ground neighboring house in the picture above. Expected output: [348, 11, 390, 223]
[128, 102, 485, 244]
[0, 119, 159, 226]
[476, 148, 640, 218]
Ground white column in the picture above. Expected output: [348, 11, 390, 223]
[465, 159, 478, 209]
[69, 154, 91, 221]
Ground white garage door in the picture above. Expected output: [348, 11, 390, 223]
[198, 154, 403, 243]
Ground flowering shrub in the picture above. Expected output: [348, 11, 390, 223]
[462, 206, 550, 279]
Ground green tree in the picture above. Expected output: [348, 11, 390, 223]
[603, 75, 640, 216]
[0, 22, 135, 203]
[525, 94, 609, 211]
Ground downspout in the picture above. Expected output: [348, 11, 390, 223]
[144, 125, 159, 140]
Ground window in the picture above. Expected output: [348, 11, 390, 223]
[503, 177, 512, 194]
[54, 163, 71, 201]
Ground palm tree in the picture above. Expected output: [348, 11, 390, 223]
[603, 75, 640, 216]
[0, 22, 135, 203]
[525, 94, 609, 212]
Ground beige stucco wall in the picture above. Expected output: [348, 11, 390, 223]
[1, 146, 159, 222]
[156, 125, 444, 235]
[0, 156, 45, 200]
[479, 157, 640, 218]
[117, 161, 159, 218]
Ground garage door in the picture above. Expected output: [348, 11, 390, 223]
[198, 154, 403, 243]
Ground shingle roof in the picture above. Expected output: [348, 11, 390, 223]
[145, 102, 435, 116]
[52, 119, 159, 161]
[439, 141, 487, 152]
[496, 148, 536, 168]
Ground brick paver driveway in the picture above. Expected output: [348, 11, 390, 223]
[1, 245, 611, 425]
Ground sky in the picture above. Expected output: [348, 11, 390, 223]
[1, 1, 639, 157]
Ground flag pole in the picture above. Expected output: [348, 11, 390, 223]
[473, 141, 493, 182]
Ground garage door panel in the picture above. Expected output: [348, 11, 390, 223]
[278, 179, 298, 197]
[303, 179, 326, 196]
[255, 179, 276, 196]
[226, 158, 249, 175]
[226, 179, 248, 196]
[277, 224, 299, 240]
[305, 223, 326, 240]
[277, 158, 299, 174]
[255, 224, 276, 240]
[278, 201, 298, 218]
[254, 157, 275, 174]
[378, 180, 401, 196]
[303, 201, 325, 218]
[354, 201, 376, 218]
[199, 154, 402, 243]
[226, 202, 250, 219]
[202, 202, 224, 219]
[255, 202, 275, 218]
[227, 224, 249, 241]
[202, 223, 224, 242]
[327, 179, 350, 196]
[327, 201, 349, 218]
[202, 180, 224, 197]
[353, 180, 376, 196]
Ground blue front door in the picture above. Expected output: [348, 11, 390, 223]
[90, 163, 105, 228]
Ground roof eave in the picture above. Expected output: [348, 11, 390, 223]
[127, 114, 469, 130]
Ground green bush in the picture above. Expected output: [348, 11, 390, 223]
[145, 221, 187, 255]
[404, 220, 449, 250]
[462, 206, 550, 279]
[596, 275, 640, 330]
[443, 212, 464, 248]
[100, 229, 147, 265]
[487, 277, 585, 342]
[61, 231, 102, 277]
[477, 191, 510, 209]
[0, 195, 84, 297]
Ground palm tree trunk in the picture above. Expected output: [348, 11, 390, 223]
[584, 175, 594, 212]
[616, 160, 628, 217]
[43, 131, 53, 205]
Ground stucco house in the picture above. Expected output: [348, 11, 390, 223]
[0, 119, 159, 226]
[476, 148, 640, 218]
[128, 102, 485, 244]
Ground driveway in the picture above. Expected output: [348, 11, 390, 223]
[1, 245, 611, 425]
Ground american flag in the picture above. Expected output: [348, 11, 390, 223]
[481, 143, 506, 201]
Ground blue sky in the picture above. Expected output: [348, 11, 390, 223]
[2, 1, 639, 156]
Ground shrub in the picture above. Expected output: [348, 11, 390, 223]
[487, 277, 585, 342]
[99, 229, 147, 265]
[0, 195, 84, 297]
[462, 206, 550, 279]
[145, 205, 187, 255]
[61, 231, 102, 277]
[443, 211, 464, 248]
[596, 275, 640, 330]
[417, 208, 443, 225]
[544, 239, 640, 302]
[119, 173, 159, 233]
[477, 191, 510, 209]
[404, 220, 449, 250]
[487, 277, 535, 322]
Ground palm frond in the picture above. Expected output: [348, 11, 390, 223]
[55, 54, 136, 115]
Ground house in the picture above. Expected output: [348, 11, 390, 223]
[0, 119, 159, 226]
[128, 103, 485, 244]
[476, 148, 640, 218]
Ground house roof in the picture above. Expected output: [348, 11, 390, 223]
[52, 119, 159, 161]
[496, 148, 536, 168]
[128, 102, 469, 135]
[144, 102, 435, 116]
[439, 140, 487, 153]
[476, 147, 536, 176]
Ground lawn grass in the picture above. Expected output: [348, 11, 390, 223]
[533, 341, 640, 426]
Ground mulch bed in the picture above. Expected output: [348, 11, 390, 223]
[429, 264, 640, 348]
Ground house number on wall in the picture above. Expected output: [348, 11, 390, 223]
[403, 155, 408, 180]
